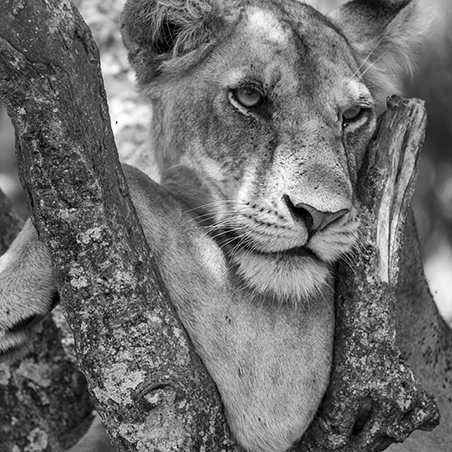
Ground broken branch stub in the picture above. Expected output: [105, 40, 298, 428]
[0, 1, 238, 450]
[298, 96, 440, 452]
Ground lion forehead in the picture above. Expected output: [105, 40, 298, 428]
[245, 7, 290, 45]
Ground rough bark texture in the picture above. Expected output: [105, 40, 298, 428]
[0, 1, 442, 452]
[0, 188, 92, 452]
[297, 98, 440, 451]
[0, 1, 238, 451]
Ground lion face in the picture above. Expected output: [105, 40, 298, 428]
[134, 3, 380, 301]
[121, 0, 428, 302]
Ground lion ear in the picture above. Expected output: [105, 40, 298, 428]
[121, 0, 225, 85]
[328, 0, 433, 107]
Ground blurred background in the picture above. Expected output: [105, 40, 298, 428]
[0, 0, 451, 324]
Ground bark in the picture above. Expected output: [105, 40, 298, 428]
[297, 98, 440, 451]
[0, 1, 440, 452]
[0, 188, 92, 451]
[0, 1, 237, 451]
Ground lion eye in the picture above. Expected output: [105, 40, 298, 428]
[343, 106, 363, 123]
[233, 86, 262, 108]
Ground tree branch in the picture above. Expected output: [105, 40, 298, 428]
[298, 97, 440, 451]
[0, 1, 237, 451]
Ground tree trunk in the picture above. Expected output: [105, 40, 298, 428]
[0, 1, 237, 451]
[0, 1, 441, 451]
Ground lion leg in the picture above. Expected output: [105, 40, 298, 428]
[0, 219, 58, 362]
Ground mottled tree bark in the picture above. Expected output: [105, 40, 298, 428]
[0, 1, 442, 452]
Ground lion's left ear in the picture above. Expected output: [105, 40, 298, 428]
[328, 0, 433, 106]
[121, 0, 229, 85]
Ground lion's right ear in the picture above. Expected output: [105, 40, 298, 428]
[328, 0, 433, 108]
[121, 0, 228, 85]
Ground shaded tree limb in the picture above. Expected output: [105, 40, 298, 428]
[0, 188, 22, 253]
[0, 1, 238, 450]
[390, 211, 452, 451]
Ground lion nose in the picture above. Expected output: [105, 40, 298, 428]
[284, 197, 349, 235]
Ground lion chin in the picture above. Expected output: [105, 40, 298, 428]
[230, 247, 332, 302]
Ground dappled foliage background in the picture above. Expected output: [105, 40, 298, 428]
[0, 0, 451, 323]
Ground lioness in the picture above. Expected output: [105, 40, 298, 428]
[0, 0, 435, 451]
